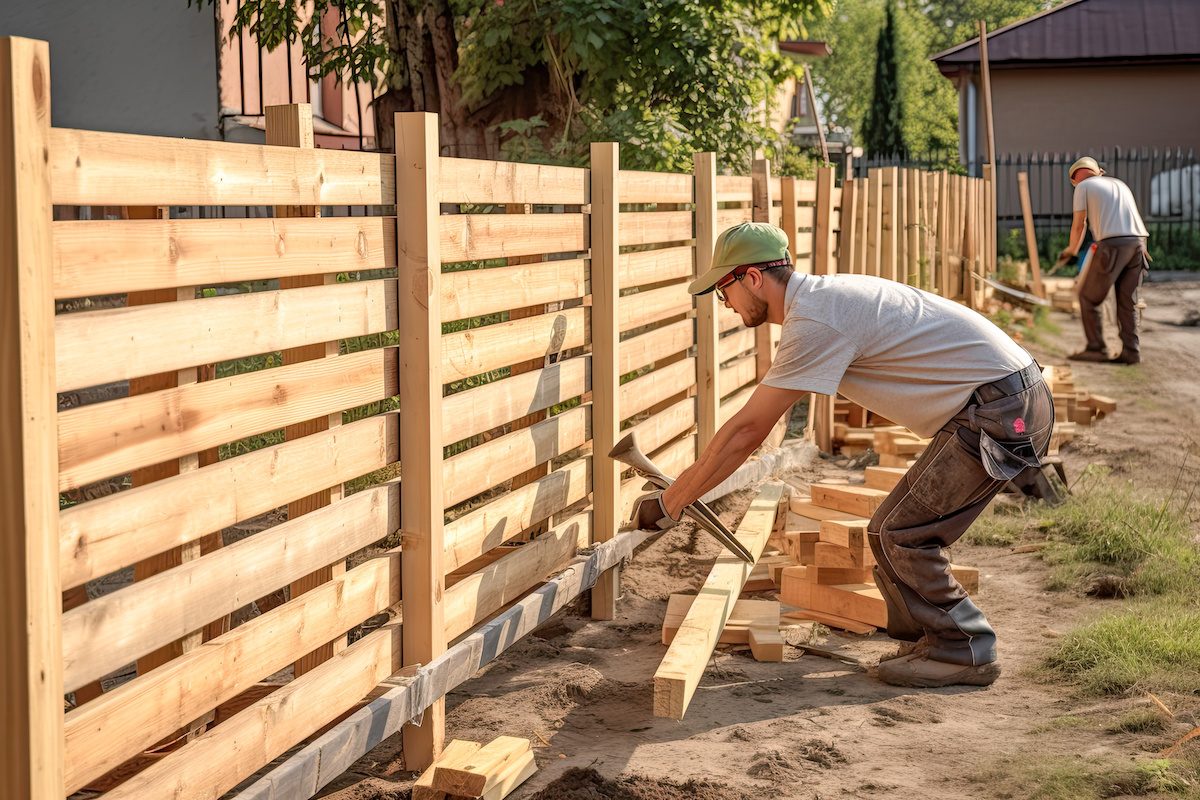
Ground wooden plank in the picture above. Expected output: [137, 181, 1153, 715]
[56, 346, 397, 491]
[720, 353, 757, 397]
[619, 357, 695, 421]
[811, 565, 875, 585]
[714, 175, 752, 202]
[59, 413, 393, 593]
[445, 511, 591, 639]
[0, 37, 62, 800]
[809, 484, 888, 517]
[719, 327, 755, 363]
[413, 740, 482, 800]
[441, 307, 586, 383]
[716, 207, 753, 232]
[650, 433, 696, 480]
[439, 156, 587, 206]
[618, 245, 693, 290]
[442, 356, 589, 446]
[836, 178, 858, 274]
[781, 580, 886, 627]
[748, 625, 784, 662]
[1017, 172, 1043, 296]
[440, 213, 586, 263]
[751, 158, 774, 380]
[619, 318, 692, 376]
[442, 259, 586, 321]
[781, 176, 798, 266]
[62, 548, 402, 794]
[627, 396, 696, 456]
[443, 405, 589, 508]
[813, 166, 835, 276]
[591, 142, 621, 621]
[55, 278, 396, 392]
[618, 169, 693, 204]
[718, 304, 742, 333]
[661, 596, 779, 645]
[52, 215, 395, 298]
[781, 608, 876, 635]
[619, 210, 693, 247]
[653, 484, 784, 719]
[619, 282, 692, 332]
[61, 482, 399, 694]
[431, 736, 530, 797]
[48, 126, 395, 206]
[789, 498, 864, 522]
[397, 112, 446, 769]
[865, 465, 907, 492]
[718, 384, 755, 428]
[444, 458, 590, 573]
[879, 167, 898, 281]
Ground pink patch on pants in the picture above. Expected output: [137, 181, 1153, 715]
[1012, 417, 1026, 435]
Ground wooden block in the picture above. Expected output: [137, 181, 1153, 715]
[789, 499, 865, 522]
[662, 595, 779, 645]
[748, 625, 785, 662]
[951, 563, 980, 595]
[432, 736, 531, 797]
[779, 566, 812, 607]
[413, 740, 482, 800]
[811, 565, 875, 585]
[865, 466, 907, 492]
[814, 541, 875, 569]
[1087, 394, 1117, 414]
[820, 519, 868, 550]
[475, 749, 537, 800]
[878, 453, 915, 468]
[810, 484, 888, 517]
[743, 554, 793, 592]
[781, 609, 877, 635]
[805, 583, 887, 628]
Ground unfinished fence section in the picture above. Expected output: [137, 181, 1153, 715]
[2, 36, 1003, 799]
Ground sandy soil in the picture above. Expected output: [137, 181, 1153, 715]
[321, 279, 1200, 800]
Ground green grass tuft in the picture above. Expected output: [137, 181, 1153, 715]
[969, 755, 1196, 799]
[1106, 709, 1169, 735]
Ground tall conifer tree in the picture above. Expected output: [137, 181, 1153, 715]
[863, 1, 906, 157]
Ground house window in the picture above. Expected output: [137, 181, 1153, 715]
[799, 86, 809, 118]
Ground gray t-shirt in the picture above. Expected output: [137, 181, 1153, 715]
[1072, 176, 1148, 241]
[762, 273, 1033, 436]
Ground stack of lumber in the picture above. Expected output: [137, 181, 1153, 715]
[413, 737, 536, 800]
[1042, 276, 1079, 314]
[661, 595, 783, 662]
[832, 397, 895, 455]
[1041, 364, 1117, 455]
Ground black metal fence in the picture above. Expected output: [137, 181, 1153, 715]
[855, 148, 1200, 270]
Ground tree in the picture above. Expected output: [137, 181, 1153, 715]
[862, 1, 905, 157]
[200, 0, 832, 171]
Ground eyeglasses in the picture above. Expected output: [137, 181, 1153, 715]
[713, 259, 789, 302]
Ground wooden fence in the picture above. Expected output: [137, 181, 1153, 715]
[1, 37, 993, 800]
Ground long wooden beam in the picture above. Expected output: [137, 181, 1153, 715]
[653, 483, 785, 719]
[231, 528, 654, 800]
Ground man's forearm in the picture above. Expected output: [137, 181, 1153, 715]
[1067, 217, 1086, 254]
[660, 419, 765, 518]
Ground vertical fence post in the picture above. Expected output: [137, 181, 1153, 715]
[858, 171, 872, 274]
[0, 36, 62, 799]
[837, 176, 857, 274]
[694, 152, 720, 455]
[1017, 171, 1045, 296]
[265, 103, 347, 677]
[895, 168, 908, 281]
[813, 165, 836, 276]
[781, 175, 798, 266]
[866, 168, 882, 277]
[907, 169, 921, 285]
[982, 163, 995, 279]
[751, 158, 774, 380]
[964, 177, 978, 310]
[396, 111, 445, 770]
[880, 167, 898, 281]
[938, 172, 950, 298]
[590, 142, 620, 621]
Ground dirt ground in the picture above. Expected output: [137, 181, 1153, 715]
[321, 278, 1200, 800]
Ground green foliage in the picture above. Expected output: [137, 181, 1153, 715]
[969, 754, 1196, 799]
[862, 2, 905, 156]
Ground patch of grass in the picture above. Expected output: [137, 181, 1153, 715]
[965, 511, 1027, 547]
[970, 755, 1195, 799]
[1107, 709, 1170, 735]
[1041, 597, 1200, 696]
[1029, 714, 1091, 734]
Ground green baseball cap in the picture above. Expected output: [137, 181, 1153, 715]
[688, 222, 791, 295]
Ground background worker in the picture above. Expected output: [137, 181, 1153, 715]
[1059, 156, 1150, 364]
[633, 222, 1054, 689]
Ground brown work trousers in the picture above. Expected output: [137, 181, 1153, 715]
[1079, 236, 1149, 357]
[868, 376, 1054, 666]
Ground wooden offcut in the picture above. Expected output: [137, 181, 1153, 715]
[654, 484, 785, 719]
[431, 736, 531, 797]
[808, 484, 888, 517]
[661, 595, 780, 646]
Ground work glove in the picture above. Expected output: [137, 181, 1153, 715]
[1057, 248, 1077, 267]
[630, 489, 681, 531]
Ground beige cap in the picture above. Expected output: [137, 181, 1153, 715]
[1068, 156, 1104, 180]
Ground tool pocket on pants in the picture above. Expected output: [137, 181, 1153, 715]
[906, 431, 993, 518]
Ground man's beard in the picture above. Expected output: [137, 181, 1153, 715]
[740, 293, 769, 327]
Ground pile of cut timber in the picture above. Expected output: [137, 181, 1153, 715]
[661, 595, 784, 662]
[1042, 276, 1079, 315]
[1041, 364, 1117, 455]
[413, 736, 536, 800]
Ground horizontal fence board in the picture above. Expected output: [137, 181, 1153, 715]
[796, 180, 817, 204]
[619, 283, 692, 333]
[719, 306, 743, 333]
[441, 307, 586, 384]
[441, 356, 589, 446]
[618, 211, 693, 247]
[57, 347, 397, 491]
[619, 357, 695, 421]
[652, 433, 697, 479]
[769, 177, 782, 198]
[49, 127, 395, 206]
[795, 206, 816, 229]
[716, 207, 753, 231]
[52, 216, 394, 298]
[443, 405, 589, 508]
[618, 245, 693, 290]
[618, 170, 693, 204]
[443, 457, 590, 573]
[59, 414, 396, 591]
[444, 511, 591, 640]
[626, 396, 695, 456]
[441, 259, 586, 321]
[439, 157, 587, 206]
[715, 175, 752, 203]
[56, 279, 397, 393]
[62, 483, 400, 692]
[795, 231, 814, 255]
[619, 319, 693, 376]
[719, 385, 756, 427]
[720, 354, 757, 398]
[440, 213, 586, 263]
[100, 623, 404, 800]
[63, 549, 401, 794]
[719, 328, 756, 363]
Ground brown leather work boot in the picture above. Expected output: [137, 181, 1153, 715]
[879, 634, 931, 662]
[876, 654, 1001, 688]
[1068, 348, 1109, 363]
[1108, 351, 1140, 365]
